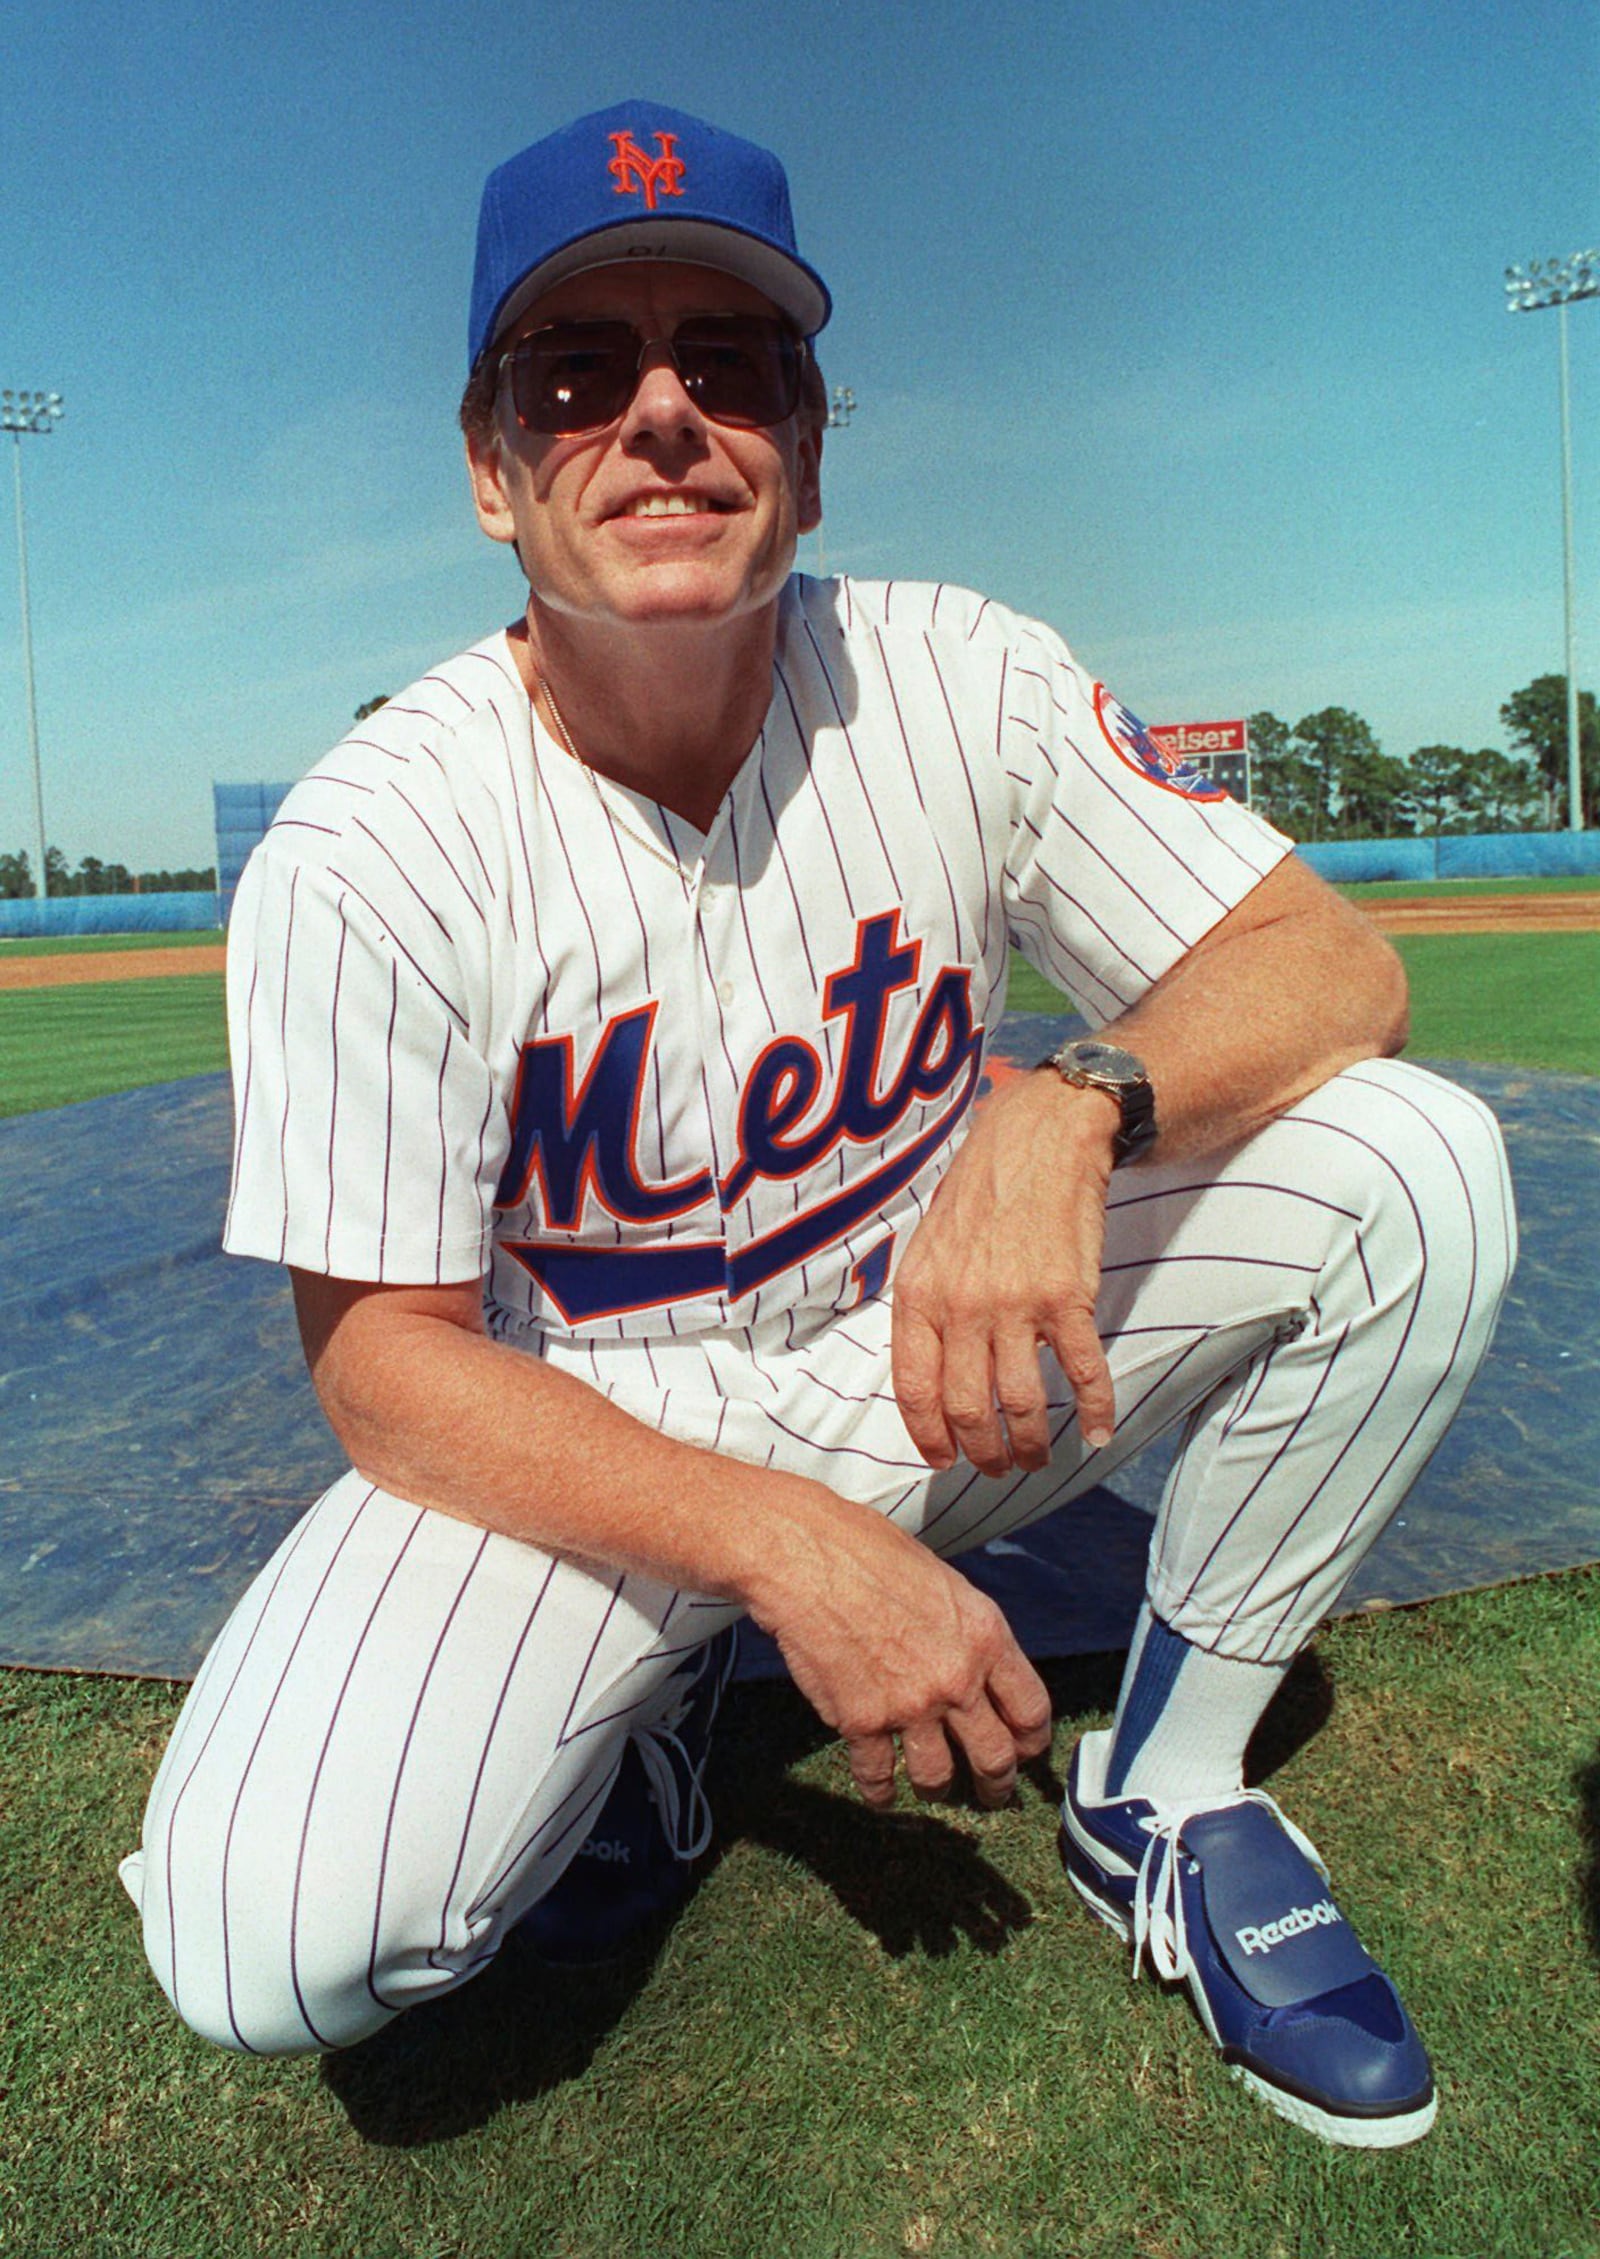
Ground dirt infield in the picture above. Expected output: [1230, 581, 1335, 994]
[0, 893, 1595, 992]
[0, 944, 228, 989]
[1359, 892, 1600, 935]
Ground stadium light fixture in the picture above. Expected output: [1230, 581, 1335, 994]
[1505, 253, 1598, 831]
[2, 388, 65, 899]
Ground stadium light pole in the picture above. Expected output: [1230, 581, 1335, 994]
[1505, 253, 1597, 832]
[815, 385, 856, 577]
[2, 389, 65, 898]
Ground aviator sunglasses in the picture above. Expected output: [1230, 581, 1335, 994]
[498, 314, 806, 436]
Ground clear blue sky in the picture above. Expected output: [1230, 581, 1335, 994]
[2, 0, 1595, 872]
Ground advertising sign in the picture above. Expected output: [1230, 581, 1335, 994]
[1149, 719, 1251, 802]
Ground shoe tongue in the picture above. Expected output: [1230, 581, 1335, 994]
[1184, 1805, 1378, 2009]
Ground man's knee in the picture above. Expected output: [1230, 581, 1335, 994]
[123, 1849, 393, 2057]
[122, 1826, 501, 2058]
[1306, 1059, 1516, 1323]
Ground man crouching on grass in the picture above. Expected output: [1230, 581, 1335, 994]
[121, 99, 1514, 2148]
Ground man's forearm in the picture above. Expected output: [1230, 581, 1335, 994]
[1101, 853, 1407, 1163]
[296, 1271, 846, 1608]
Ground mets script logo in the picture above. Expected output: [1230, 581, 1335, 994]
[607, 130, 686, 211]
[1095, 684, 1227, 801]
[494, 910, 983, 1323]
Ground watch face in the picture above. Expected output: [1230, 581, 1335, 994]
[1042, 1037, 1156, 1164]
[1059, 1040, 1145, 1087]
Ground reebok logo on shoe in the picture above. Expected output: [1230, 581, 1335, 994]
[1235, 1898, 1342, 1956]
[579, 1838, 632, 1865]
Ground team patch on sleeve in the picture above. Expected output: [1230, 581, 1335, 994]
[1094, 684, 1229, 801]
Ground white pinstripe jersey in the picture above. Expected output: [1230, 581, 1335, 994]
[223, 575, 1291, 1350]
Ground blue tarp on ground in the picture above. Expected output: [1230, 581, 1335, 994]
[2, 1022, 1596, 1682]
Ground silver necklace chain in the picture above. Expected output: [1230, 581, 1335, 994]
[534, 672, 689, 880]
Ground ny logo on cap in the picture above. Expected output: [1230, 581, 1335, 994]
[607, 129, 686, 210]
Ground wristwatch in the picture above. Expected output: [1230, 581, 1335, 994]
[1037, 1036, 1157, 1166]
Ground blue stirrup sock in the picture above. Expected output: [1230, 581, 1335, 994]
[1102, 1606, 1290, 1803]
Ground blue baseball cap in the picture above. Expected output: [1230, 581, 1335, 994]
[468, 100, 831, 371]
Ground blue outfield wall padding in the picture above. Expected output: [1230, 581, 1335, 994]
[1437, 830, 1600, 878]
[0, 893, 220, 939]
[1296, 831, 1600, 884]
[1297, 839, 1438, 883]
[214, 780, 298, 921]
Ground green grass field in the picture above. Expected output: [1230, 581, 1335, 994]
[7, 1578, 1600, 2259]
[0, 928, 221, 956]
[3, 899, 1597, 2257]
[1394, 934, 1600, 1075]
[1, 871, 1592, 1120]
[1337, 873, 1599, 900]
[1006, 931, 1600, 1075]
[0, 975, 228, 1117]
[6, 903, 1589, 1123]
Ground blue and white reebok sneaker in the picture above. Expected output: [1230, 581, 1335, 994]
[1060, 1728, 1436, 2147]
[519, 1625, 739, 1965]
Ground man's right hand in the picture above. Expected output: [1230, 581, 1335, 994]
[746, 1492, 1053, 1808]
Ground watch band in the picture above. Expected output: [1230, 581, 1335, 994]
[1037, 1036, 1158, 1166]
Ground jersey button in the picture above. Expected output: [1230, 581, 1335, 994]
[717, 979, 736, 1006]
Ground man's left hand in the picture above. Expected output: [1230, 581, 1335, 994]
[890, 1069, 1122, 1475]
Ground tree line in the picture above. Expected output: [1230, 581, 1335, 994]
[1249, 675, 1597, 840]
[0, 849, 216, 900]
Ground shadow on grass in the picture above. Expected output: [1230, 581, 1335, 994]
[1246, 1645, 1336, 1786]
[708, 1678, 1045, 1960]
[322, 1641, 1335, 2146]
[714, 1655, 1141, 1961]
[724, 1772, 1037, 1958]
[322, 1926, 665, 2147]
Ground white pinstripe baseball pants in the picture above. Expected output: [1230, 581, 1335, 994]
[122, 1059, 1515, 2054]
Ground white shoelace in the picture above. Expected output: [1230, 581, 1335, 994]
[631, 1649, 727, 1863]
[1126, 1789, 1329, 1986]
